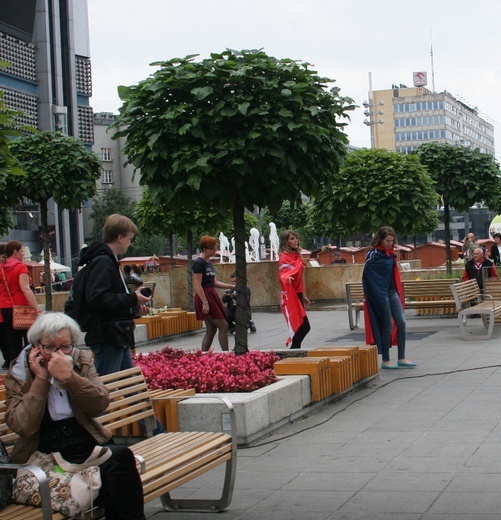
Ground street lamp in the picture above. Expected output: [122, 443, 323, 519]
[362, 72, 384, 148]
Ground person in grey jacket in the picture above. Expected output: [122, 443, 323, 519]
[4, 312, 145, 520]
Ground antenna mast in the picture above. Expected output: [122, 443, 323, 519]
[430, 30, 436, 92]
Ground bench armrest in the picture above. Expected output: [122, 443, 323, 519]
[134, 453, 145, 474]
[0, 463, 52, 520]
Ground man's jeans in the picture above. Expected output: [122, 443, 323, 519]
[90, 344, 135, 376]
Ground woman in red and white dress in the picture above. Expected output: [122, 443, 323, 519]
[278, 230, 311, 349]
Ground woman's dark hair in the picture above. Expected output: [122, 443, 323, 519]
[370, 226, 398, 248]
[279, 230, 301, 254]
[493, 233, 501, 240]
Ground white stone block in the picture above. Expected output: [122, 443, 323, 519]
[177, 375, 310, 443]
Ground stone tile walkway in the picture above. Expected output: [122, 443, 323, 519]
[139, 308, 501, 519]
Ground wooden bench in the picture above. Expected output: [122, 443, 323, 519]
[345, 279, 458, 330]
[451, 279, 501, 340]
[0, 366, 237, 519]
[484, 279, 501, 323]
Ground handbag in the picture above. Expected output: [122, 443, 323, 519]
[0, 266, 38, 330]
[0, 440, 12, 510]
[13, 446, 111, 519]
[12, 306, 38, 331]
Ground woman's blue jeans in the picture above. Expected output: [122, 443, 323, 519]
[381, 291, 406, 362]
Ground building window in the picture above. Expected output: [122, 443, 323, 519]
[101, 170, 113, 184]
[101, 148, 112, 161]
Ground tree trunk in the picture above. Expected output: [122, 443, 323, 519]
[186, 230, 194, 312]
[40, 200, 52, 310]
[443, 200, 452, 275]
[233, 198, 249, 355]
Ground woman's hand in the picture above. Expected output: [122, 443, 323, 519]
[303, 295, 311, 310]
[47, 350, 73, 383]
[28, 347, 49, 380]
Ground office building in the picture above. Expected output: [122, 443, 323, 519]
[369, 85, 495, 156]
[0, 0, 93, 267]
[87, 112, 143, 240]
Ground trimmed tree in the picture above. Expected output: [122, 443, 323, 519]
[415, 143, 501, 272]
[89, 187, 136, 242]
[113, 49, 355, 353]
[134, 191, 225, 310]
[8, 132, 101, 309]
[308, 148, 439, 240]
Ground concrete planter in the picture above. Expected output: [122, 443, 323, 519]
[177, 374, 376, 445]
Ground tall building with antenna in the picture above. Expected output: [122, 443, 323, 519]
[370, 83, 495, 156]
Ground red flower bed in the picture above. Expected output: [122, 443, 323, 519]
[134, 347, 280, 393]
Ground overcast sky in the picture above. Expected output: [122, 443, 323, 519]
[87, 0, 501, 156]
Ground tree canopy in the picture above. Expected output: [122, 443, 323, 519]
[90, 187, 137, 242]
[8, 132, 101, 309]
[308, 148, 439, 238]
[414, 143, 501, 214]
[414, 142, 501, 271]
[113, 48, 356, 353]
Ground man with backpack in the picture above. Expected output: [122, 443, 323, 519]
[65, 214, 151, 375]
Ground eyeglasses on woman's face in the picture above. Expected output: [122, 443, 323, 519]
[38, 343, 74, 354]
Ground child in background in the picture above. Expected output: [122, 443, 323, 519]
[222, 272, 256, 334]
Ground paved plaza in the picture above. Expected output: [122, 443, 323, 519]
[140, 306, 501, 519]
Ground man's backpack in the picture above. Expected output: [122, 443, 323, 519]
[64, 257, 103, 331]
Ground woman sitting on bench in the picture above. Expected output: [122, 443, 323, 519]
[4, 312, 146, 520]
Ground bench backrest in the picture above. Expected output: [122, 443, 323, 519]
[402, 279, 456, 298]
[345, 282, 364, 303]
[346, 279, 458, 302]
[97, 366, 156, 436]
[451, 279, 481, 310]
[484, 280, 501, 299]
[0, 366, 157, 453]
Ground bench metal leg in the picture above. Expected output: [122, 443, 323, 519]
[458, 310, 495, 340]
[159, 396, 237, 512]
[348, 308, 360, 330]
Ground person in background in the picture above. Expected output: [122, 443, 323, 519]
[462, 247, 498, 291]
[222, 272, 256, 334]
[362, 226, 415, 369]
[331, 251, 347, 264]
[490, 233, 501, 266]
[75, 214, 151, 375]
[123, 264, 143, 288]
[193, 236, 235, 351]
[4, 312, 146, 520]
[0, 243, 10, 369]
[462, 233, 478, 261]
[0, 240, 41, 366]
[130, 264, 142, 280]
[278, 230, 311, 349]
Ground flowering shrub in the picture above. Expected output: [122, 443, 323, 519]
[134, 347, 280, 393]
